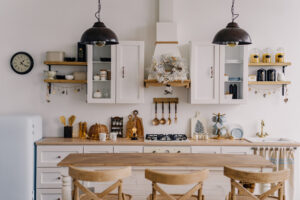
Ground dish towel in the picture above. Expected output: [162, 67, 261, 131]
[255, 147, 297, 200]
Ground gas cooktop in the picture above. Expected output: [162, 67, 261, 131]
[145, 134, 189, 142]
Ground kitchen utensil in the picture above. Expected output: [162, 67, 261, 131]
[152, 103, 160, 126]
[132, 110, 144, 138]
[174, 103, 178, 123]
[99, 133, 106, 141]
[257, 69, 267, 81]
[64, 126, 73, 138]
[167, 102, 171, 125]
[73, 71, 87, 80]
[226, 124, 244, 139]
[160, 103, 166, 125]
[46, 51, 65, 62]
[267, 69, 276, 81]
[65, 75, 74, 80]
[68, 115, 76, 126]
[59, 116, 66, 126]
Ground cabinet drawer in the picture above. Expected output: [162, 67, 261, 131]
[36, 189, 62, 200]
[36, 168, 68, 189]
[191, 146, 221, 154]
[114, 146, 143, 153]
[37, 146, 83, 167]
[221, 147, 251, 155]
[84, 145, 114, 153]
[144, 146, 191, 153]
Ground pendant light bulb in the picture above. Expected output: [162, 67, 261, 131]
[212, 0, 252, 46]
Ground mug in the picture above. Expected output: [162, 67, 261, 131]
[277, 72, 286, 81]
[110, 132, 118, 141]
[99, 133, 106, 142]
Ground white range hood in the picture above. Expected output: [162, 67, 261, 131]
[153, 0, 181, 59]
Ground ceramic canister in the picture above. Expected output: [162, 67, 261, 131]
[257, 69, 267, 81]
[267, 69, 276, 81]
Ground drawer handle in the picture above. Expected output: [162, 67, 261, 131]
[57, 198, 61, 200]
[57, 156, 61, 159]
[152, 151, 156, 154]
[177, 151, 181, 153]
[57, 177, 61, 180]
[165, 150, 170, 153]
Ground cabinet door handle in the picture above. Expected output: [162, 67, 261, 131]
[122, 66, 125, 78]
[57, 156, 61, 159]
[152, 151, 157, 154]
[210, 66, 214, 79]
[177, 151, 181, 153]
[57, 177, 61, 180]
[165, 150, 170, 153]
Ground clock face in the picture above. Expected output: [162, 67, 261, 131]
[10, 52, 34, 74]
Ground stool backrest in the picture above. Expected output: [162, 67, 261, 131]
[145, 169, 209, 200]
[69, 166, 131, 200]
[224, 166, 290, 200]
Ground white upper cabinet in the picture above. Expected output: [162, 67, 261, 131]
[189, 43, 248, 104]
[116, 41, 144, 104]
[190, 43, 219, 104]
[87, 41, 144, 104]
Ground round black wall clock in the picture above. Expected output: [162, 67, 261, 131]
[10, 52, 34, 74]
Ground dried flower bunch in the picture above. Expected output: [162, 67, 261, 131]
[148, 54, 188, 83]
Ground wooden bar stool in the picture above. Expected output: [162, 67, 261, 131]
[224, 166, 290, 200]
[145, 169, 209, 200]
[69, 166, 132, 200]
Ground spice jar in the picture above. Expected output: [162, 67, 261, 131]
[250, 48, 260, 63]
[275, 47, 285, 63]
[262, 48, 273, 63]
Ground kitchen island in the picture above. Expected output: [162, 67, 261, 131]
[35, 138, 299, 200]
[57, 153, 273, 200]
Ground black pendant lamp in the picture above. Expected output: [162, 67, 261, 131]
[212, 0, 251, 46]
[80, 0, 119, 46]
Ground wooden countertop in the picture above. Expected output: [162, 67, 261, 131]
[57, 153, 274, 168]
[36, 137, 300, 147]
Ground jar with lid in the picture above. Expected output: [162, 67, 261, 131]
[262, 48, 273, 63]
[250, 48, 261, 63]
[275, 47, 285, 63]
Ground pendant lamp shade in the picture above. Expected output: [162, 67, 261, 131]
[212, 22, 251, 45]
[80, 0, 119, 46]
[80, 22, 119, 45]
[212, 0, 251, 46]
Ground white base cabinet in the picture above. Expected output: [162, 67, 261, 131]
[189, 42, 248, 104]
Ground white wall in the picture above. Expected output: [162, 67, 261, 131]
[0, 0, 299, 141]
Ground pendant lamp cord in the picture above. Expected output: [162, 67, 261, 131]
[231, 0, 239, 22]
[95, 0, 101, 22]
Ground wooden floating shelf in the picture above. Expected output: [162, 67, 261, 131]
[144, 80, 191, 88]
[248, 62, 291, 66]
[44, 61, 87, 66]
[44, 79, 87, 84]
[248, 81, 291, 85]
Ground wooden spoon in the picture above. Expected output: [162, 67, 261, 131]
[59, 116, 66, 126]
[167, 102, 172, 125]
[68, 115, 76, 126]
[160, 102, 166, 125]
[152, 103, 160, 126]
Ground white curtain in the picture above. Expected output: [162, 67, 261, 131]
[254, 147, 297, 200]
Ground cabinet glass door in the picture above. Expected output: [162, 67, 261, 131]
[87, 45, 116, 103]
[220, 46, 248, 104]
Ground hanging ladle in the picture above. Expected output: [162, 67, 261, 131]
[152, 102, 160, 126]
[160, 102, 167, 125]
[168, 102, 172, 125]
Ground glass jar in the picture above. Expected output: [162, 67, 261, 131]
[262, 48, 273, 63]
[275, 47, 285, 63]
[250, 48, 260, 63]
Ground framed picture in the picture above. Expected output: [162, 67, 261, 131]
[191, 112, 207, 139]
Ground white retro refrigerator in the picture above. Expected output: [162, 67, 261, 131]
[0, 115, 42, 200]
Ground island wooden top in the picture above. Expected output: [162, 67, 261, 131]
[36, 137, 300, 147]
[57, 153, 274, 168]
